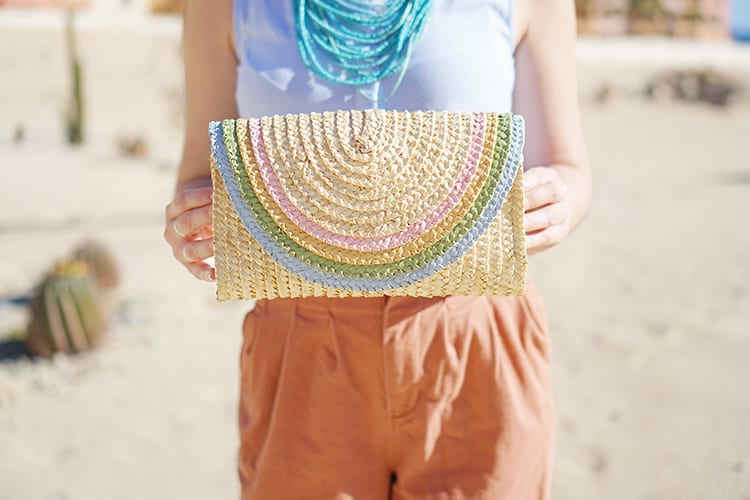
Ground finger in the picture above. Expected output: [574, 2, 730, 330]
[524, 180, 568, 212]
[193, 224, 214, 241]
[523, 166, 560, 191]
[525, 224, 567, 255]
[524, 202, 570, 233]
[186, 261, 216, 282]
[181, 238, 214, 263]
[165, 187, 213, 220]
[172, 205, 213, 239]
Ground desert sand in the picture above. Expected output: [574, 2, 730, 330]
[1, 9, 749, 500]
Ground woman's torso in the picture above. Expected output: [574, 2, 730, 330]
[232, 0, 518, 116]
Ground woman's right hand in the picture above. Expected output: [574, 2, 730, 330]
[164, 179, 215, 281]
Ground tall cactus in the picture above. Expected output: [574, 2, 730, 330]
[25, 261, 104, 358]
[65, 11, 85, 144]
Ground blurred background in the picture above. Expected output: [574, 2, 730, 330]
[0, 0, 748, 499]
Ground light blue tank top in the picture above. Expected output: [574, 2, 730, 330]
[233, 0, 516, 117]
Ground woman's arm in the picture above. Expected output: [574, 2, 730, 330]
[163, 0, 238, 281]
[513, 0, 592, 254]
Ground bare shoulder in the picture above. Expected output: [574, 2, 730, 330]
[183, 0, 235, 56]
[513, 0, 576, 50]
[184, 0, 233, 24]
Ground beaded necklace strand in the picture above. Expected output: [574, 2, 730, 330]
[293, 0, 434, 95]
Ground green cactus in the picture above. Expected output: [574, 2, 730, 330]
[25, 261, 104, 358]
[65, 11, 85, 145]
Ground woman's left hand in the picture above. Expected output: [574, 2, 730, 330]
[523, 166, 572, 255]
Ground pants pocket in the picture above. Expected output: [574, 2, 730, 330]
[240, 301, 264, 362]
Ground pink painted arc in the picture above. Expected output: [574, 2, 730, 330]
[247, 112, 486, 252]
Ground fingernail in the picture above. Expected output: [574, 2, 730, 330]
[209, 269, 216, 281]
[173, 220, 186, 237]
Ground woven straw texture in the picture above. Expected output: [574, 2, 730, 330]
[209, 110, 526, 300]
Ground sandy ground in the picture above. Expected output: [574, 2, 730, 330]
[1, 12, 749, 500]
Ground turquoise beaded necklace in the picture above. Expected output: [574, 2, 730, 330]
[293, 0, 434, 92]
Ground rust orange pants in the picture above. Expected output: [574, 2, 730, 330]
[238, 281, 556, 500]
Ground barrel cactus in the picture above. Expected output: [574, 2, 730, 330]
[25, 260, 105, 358]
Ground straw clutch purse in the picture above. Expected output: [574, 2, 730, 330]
[209, 110, 526, 300]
